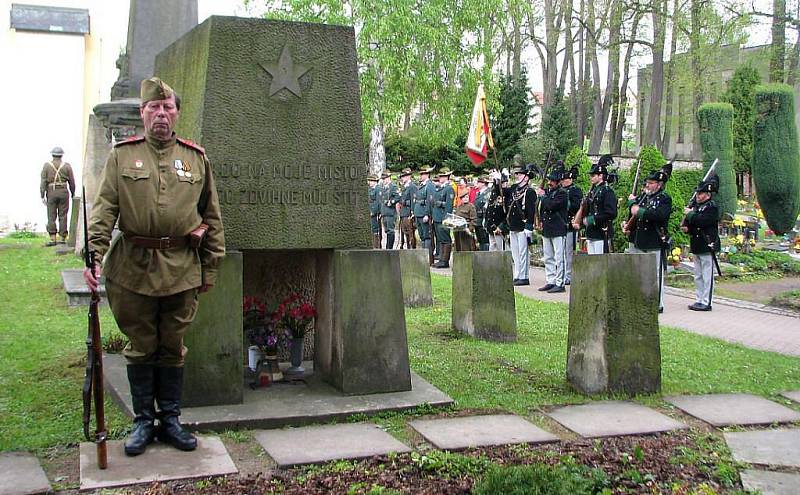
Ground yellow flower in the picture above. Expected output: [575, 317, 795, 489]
[672, 247, 682, 256]
[736, 234, 744, 242]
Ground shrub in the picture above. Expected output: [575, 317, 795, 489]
[727, 250, 800, 274]
[565, 146, 592, 192]
[697, 103, 737, 219]
[472, 463, 596, 495]
[752, 84, 800, 234]
[722, 64, 760, 177]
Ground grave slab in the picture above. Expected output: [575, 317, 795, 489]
[724, 429, 800, 467]
[781, 390, 800, 403]
[255, 423, 411, 467]
[79, 435, 237, 491]
[665, 393, 800, 426]
[546, 401, 687, 438]
[409, 415, 558, 450]
[0, 452, 51, 495]
[740, 469, 800, 495]
[399, 249, 433, 307]
[61, 268, 106, 307]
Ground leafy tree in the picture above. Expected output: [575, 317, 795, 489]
[722, 64, 761, 190]
[539, 88, 577, 162]
[752, 84, 800, 234]
[494, 71, 531, 165]
[697, 103, 737, 219]
[564, 146, 592, 192]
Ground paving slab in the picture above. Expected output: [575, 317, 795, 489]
[665, 393, 800, 426]
[79, 435, 237, 490]
[0, 452, 51, 495]
[724, 429, 800, 467]
[781, 391, 800, 403]
[546, 401, 687, 438]
[409, 415, 558, 450]
[740, 469, 800, 495]
[255, 423, 411, 467]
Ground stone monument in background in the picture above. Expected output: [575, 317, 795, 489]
[154, 16, 411, 406]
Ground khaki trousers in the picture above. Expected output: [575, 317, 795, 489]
[106, 278, 199, 366]
[46, 187, 69, 236]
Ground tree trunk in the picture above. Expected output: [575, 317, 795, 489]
[589, 0, 619, 154]
[612, 12, 642, 154]
[660, 0, 680, 154]
[575, 0, 586, 143]
[690, 0, 703, 157]
[771, 0, 786, 83]
[644, 0, 666, 147]
[512, 8, 522, 82]
[786, 27, 800, 86]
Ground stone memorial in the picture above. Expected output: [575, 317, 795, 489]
[452, 251, 517, 342]
[399, 249, 434, 307]
[153, 16, 410, 404]
[566, 253, 661, 395]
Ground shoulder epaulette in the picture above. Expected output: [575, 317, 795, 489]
[176, 137, 206, 154]
[114, 136, 145, 148]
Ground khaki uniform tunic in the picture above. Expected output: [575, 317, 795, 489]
[88, 135, 225, 365]
[40, 158, 75, 236]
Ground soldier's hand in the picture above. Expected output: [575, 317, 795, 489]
[423, 215, 429, 224]
[628, 194, 636, 201]
[198, 283, 213, 294]
[41, 198, 47, 206]
[680, 226, 689, 233]
[631, 205, 640, 216]
[572, 222, 580, 230]
[683, 207, 692, 214]
[84, 264, 102, 292]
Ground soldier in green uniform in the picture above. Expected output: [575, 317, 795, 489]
[367, 174, 381, 248]
[413, 166, 437, 264]
[473, 176, 490, 251]
[40, 146, 76, 246]
[681, 176, 720, 311]
[398, 168, 417, 248]
[379, 172, 401, 249]
[453, 189, 476, 251]
[84, 77, 225, 456]
[432, 168, 455, 268]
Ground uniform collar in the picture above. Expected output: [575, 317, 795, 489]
[145, 133, 177, 150]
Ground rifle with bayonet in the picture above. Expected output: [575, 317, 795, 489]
[621, 156, 644, 240]
[81, 186, 108, 469]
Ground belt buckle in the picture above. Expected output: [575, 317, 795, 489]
[158, 237, 171, 249]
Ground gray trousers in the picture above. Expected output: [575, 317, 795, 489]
[628, 246, 665, 310]
[543, 235, 566, 286]
[509, 230, 530, 280]
[693, 253, 715, 306]
[489, 233, 507, 252]
[565, 231, 577, 282]
[587, 239, 605, 255]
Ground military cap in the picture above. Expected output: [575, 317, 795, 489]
[438, 167, 452, 177]
[140, 77, 175, 103]
[511, 166, 527, 175]
[646, 161, 673, 182]
[420, 165, 435, 174]
[589, 154, 613, 175]
[547, 168, 564, 181]
[563, 166, 579, 180]
[400, 167, 413, 177]
[695, 174, 719, 194]
[380, 172, 391, 179]
[478, 175, 491, 184]
[367, 174, 378, 181]
[50, 146, 64, 156]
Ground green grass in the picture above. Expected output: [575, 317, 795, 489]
[1, 239, 799, 454]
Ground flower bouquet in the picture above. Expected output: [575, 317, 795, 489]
[273, 293, 316, 375]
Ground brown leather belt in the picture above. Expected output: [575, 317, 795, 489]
[125, 233, 188, 249]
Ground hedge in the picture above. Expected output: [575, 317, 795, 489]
[697, 103, 737, 219]
[752, 84, 800, 234]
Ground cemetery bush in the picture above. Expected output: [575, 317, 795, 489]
[697, 103, 737, 219]
[727, 250, 800, 274]
[752, 84, 800, 234]
[472, 463, 599, 495]
[384, 132, 475, 174]
[722, 64, 760, 178]
[564, 146, 592, 192]
[770, 289, 800, 311]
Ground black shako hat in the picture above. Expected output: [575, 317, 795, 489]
[695, 174, 719, 194]
[646, 161, 673, 183]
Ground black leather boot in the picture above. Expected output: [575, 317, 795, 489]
[434, 244, 451, 268]
[155, 366, 197, 451]
[385, 232, 395, 250]
[124, 364, 157, 456]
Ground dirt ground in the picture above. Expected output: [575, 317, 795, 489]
[714, 276, 800, 305]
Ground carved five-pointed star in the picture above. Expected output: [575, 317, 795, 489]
[259, 45, 311, 98]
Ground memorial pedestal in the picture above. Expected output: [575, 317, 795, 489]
[567, 253, 661, 395]
[452, 251, 517, 342]
[399, 249, 433, 307]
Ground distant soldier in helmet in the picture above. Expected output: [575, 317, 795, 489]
[40, 146, 76, 246]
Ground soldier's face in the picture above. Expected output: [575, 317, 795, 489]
[141, 96, 179, 140]
[697, 192, 711, 203]
[589, 173, 602, 185]
[644, 180, 661, 194]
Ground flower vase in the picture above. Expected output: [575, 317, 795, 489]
[285, 336, 305, 376]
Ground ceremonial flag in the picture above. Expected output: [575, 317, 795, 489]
[465, 83, 494, 165]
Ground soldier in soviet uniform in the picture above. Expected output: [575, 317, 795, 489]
[681, 175, 720, 311]
[453, 188, 476, 251]
[367, 174, 381, 248]
[432, 168, 455, 268]
[398, 168, 417, 248]
[624, 163, 673, 313]
[40, 146, 76, 245]
[561, 166, 583, 284]
[413, 166, 437, 264]
[379, 172, 401, 249]
[84, 77, 225, 456]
